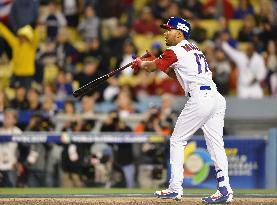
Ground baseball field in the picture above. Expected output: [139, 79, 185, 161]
[0, 188, 277, 205]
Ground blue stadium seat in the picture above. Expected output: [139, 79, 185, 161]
[94, 102, 117, 113]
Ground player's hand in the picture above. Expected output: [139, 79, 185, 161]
[141, 51, 156, 61]
[131, 58, 142, 72]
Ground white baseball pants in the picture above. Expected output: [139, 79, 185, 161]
[168, 88, 231, 194]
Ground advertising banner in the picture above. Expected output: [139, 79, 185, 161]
[167, 137, 266, 189]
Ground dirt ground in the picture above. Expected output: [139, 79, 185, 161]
[0, 197, 277, 205]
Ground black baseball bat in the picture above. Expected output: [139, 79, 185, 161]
[72, 52, 150, 98]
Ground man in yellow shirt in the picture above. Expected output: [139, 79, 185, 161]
[0, 23, 40, 89]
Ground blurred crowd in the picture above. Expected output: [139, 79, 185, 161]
[0, 0, 277, 188]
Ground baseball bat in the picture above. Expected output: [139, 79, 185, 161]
[72, 52, 150, 98]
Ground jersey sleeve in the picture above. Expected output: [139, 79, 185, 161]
[155, 49, 178, 72]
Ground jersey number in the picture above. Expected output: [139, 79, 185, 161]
[194, 53, 209, 74]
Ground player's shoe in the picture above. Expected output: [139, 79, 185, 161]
[154, 189, 183, 201]
[202, 186, 233, 204]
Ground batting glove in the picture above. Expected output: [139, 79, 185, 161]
[141, 52, 156, 61]
[131, 58, 142, 72]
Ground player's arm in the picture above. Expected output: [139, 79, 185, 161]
[132, 49, 178, 74]
[140, 61, 157, 72]
[164, 66, 177, 79]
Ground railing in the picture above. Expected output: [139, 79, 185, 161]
[0, 132, 166, 143]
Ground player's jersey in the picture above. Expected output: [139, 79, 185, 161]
[155, 40, 216, 96]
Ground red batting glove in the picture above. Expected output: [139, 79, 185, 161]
[141, 54, 157, 61]
[131, 58, 142, 72]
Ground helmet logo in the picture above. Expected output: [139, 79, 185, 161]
[176, 22, 189, 33]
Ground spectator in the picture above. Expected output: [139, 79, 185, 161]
[96, 0, 122, 40]
[115, 89, 136, 118]
[117, 39, 137, 79]
[160, 93, 177, 127]
[133, 70, 157, 98]
[258, 13, 277, 48]
[155, 72, 184, 96]
[234, 0, 255, 19]
[27, 116, 54, 181]
[213, 18, 238, 48]
[0, 23, 41, 89]
[135, 106, 167, 188]
[213, 48, 231, 95]
[103, 77, 120, 102]
[58, 100, 77, 131]
[61, 0, 81, 28]
[37, 39, 57, 67]
[43, 1, 67, 40]
[77, 5, 100, 42]
[107, 24, 131, 62]
[122, 0, 135, 28]
[81, 37, 110, 74]
[42, 83, 57, 98]
[270, 72, 277, 96]
[74, 57, 106, 100]
[27, 88, 41, 112]
[133, 7, 161, 36]
[61, 121, 88, 187]
[190, 17, 208, 43]
[0, 109, 22, 187]
[263, 40, 277, 95]
[181, 0, 203, 19]
[0, 91, 9, 125]
[9, 0, 40, 32]
[25, 116, 55, 187]
[41, 95, 58, 119]
[165, 2, 181, 20]
[215, 17, 229, 37]
[80, 95, 96, 118]
[10, 85, 29, 110]
[56, 70, 73, 98]
[87, 144, 112, 187]
[203, 0, 234, 20]
[238, 15, 256, 42]
[100, 111, 135, 188]
[89, 143, 126, 188]
[221, 33, 267, 98]
[56, 27, 79, 72]
[151, 0, 171, 21]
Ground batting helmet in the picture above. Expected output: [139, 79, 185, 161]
[160, 17, 191, 38]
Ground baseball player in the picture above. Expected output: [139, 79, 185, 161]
[131, 17, 233, 204]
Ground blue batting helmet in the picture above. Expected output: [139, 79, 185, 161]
[160, 17, 191, 38]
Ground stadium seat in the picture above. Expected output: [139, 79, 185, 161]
[73, 41, 87, 52]
[94, 102, 117, 113]
[133, 34, 153, 56]
[199, 20, 219, 39]
[43, 64, 59, 83]
[229, 19, 243, 39]
[137, 96, 161, 109]
[238, 42, 250, 51]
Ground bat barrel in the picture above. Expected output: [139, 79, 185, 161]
[73, 52, 150, 98]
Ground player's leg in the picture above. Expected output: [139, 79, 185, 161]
[201, 93, 233, 204]
[155, 93, 215, 200]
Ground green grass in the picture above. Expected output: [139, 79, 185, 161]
[0, 188, 276, 195]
